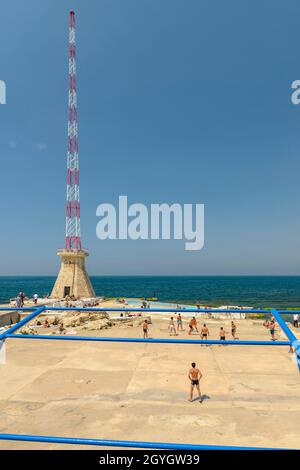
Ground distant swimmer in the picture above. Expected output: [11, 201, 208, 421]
[142, 319, 149, 339]
[188, 362, 203, 402]
[201, 323, 209, 340]
[177, 313, 183, 331]
[169, 317, 177, 336]
[231, 321, 237, 339]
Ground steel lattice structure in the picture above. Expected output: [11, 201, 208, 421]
[65, 11, 81, 251]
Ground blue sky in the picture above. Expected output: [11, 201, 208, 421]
[0, 0, 300, 275]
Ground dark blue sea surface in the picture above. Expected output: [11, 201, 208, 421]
[0, 276, 300, 308]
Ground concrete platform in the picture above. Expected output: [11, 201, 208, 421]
[0, 316, 299, 450]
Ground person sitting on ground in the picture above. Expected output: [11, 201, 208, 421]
[188, 362, 203, 403]
[142, 319, 149, 339]
[231, 321, 237, 339]
[169, 317, 177, 336]
[177, 313, 183, 331]
[58, 322, 66, 335]
[201, 323, 209, 340]
[43, 318, 50, 328]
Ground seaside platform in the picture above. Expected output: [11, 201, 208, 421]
[0, 307, 299, 450]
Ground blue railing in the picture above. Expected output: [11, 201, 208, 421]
[0, 305, 299, 450]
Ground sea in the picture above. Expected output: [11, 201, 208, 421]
[0, 275, 300, 309]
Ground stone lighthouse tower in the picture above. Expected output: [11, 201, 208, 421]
[51, 12, 95, 300]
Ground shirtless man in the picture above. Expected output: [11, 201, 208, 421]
[191, 317, 198, 333]
[188, 362, 203, 402]
[269, 320, 276, 341]
[169, 317, 177, 336]
[219, 327, 226, 345]
[177, 314, 183, 331]
[201, 323, 209, 340]
[231, 321, 237, 339]
[263, 319, 270, 329]
[142, 319, 149, 339]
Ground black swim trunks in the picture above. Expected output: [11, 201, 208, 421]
[202, 334, 207, 338]
[220, 336, 225, 340]
[191, 379, 199, 386]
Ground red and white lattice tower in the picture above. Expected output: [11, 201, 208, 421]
[51, 12, 95, 299]
[66, 11, 81, 251]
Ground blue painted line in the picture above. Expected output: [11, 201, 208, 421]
[6, 333, 291, 346]
[0, 306, 46, 340]
[0, 433, 291, 450]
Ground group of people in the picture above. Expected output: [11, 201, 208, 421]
[15, 291, 39, 307]
[142, 314, 238, 342]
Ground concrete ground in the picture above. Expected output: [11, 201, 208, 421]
[0, 314, 299, 450]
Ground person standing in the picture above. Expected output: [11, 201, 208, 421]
[191, 317, 198, 333]
[20, 292, 25, 307]
[142, 319, 149, 339]
[169, 317, 177, 336]
[33, 293, 38, 305]
[200, 323, 209, 340]
[293, 313, 299, 328]
[177, 313, 183, 331]
[231, 321, 237, 339]
[16, 294, 22, 309]
[188, 362, 203, 402]
[219, 327, 226, 346]
[269, 320, 276, 341]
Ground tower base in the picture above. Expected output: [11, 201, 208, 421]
[51, 250, 95, 299]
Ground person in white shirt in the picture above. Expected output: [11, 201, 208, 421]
[293, 313, 299, 328]
[33, 293, 38, 305]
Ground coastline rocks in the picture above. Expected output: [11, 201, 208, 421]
[19, 326, 37, 335]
